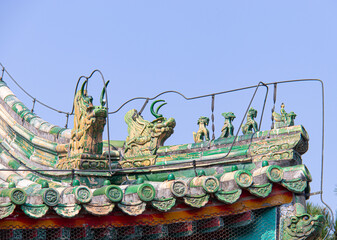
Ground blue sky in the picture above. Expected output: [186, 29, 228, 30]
[1, 1, 337, 213]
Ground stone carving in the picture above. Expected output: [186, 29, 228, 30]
[70, 80, 109, 155]
[203, 177, 219, 193]
[118, 202, 146, 216]
[43, 189, 60, 206]
[56, 80, 110, 169]
[137, 183, 155, 202]
[0, 203, 15, 219]
[257, 150, 296, 162]
[266, 165, 283, 183]
[10, 189, 27, 205]
[283, 213, 324, 240]
[152, 198, 176, 212]
[219, 112, 236, 138]
[108, 187, 123, 202]
[251, 143, 293, 155]
[54, 204, 81, 218]
[234, 170, 253, 188]
[215, 189, 242, 204]
[121, 101, 175, 168]
[171, 180, 188, 197]
[242, 107, 258, 134]
[74, 186, 93, 204]
[282, 180, 307, 194]
[21, 204, 48, 219]
[272, 103, 297, 129]
[184, 195, 209, 208]
[193, 117, 210, 143]
[248, 183, 272, 198]
[83, 204, 115, 216]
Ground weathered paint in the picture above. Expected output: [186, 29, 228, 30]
[0, 185, 292, 229]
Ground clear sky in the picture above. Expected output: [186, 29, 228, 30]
[1, 1, 337, 214]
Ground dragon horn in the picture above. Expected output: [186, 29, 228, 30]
[100, 80, 110, 106]
[80, 80, 88, 97]
[150, 100, 167, 118]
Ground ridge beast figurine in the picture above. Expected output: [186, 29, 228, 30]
[193, 116, 210, 143]
[121, 100, 176, 168]
[56, 80, 110, 169]
[242, 107, 258, 134]
[219, 112, 236, 138]
[272, 103, 297, 129]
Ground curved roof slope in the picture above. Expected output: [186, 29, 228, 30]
[0, 80, 71, 141]
[0, 80, 72, 171]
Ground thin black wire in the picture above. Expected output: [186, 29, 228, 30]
[109, 83, 272, 114]
[271, 83, 277, 129]
[0, 63, 70, 115]
[70, 70, 114, 176]
[318, 80, 334, 240]
[1, 67, 4, 80]
[211, 95, 215, 140]
[0, 65, 332, 234]
[0, 81, 268, 174]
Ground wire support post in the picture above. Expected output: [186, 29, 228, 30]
[31, 98, 36, 113]
[0, 66, 4, 81]
[271, 83, 277, 129]
[64, 113, 69, 128]
[211, 95, 215, 140]
[0, 63, 70, 115]
[193, 160, 197, 177]
[139, 98, 149, 116]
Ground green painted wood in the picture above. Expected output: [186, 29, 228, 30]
[235, 207, 277, 240]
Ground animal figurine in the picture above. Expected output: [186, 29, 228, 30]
[70, 80, 109, 155]
[242, 107, 258, 134]
[124, 100, 176, 159]
[220, 112, 236, 138]
[193, 117, 210, 143]
[272, 103, 297, 129]
[56, 80, 109, 169]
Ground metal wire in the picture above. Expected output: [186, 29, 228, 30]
[271, 83, 277, 129]
[31, 98, 36, 113]
[138, 98, 149, 115]
[0, 81, 269, 174]
[69, 69, 114, 176]
[0, 67, 4, 81]
[211, 95, 215, 140]
[0, 63, 70, 115]
[0, 65, 332, 236]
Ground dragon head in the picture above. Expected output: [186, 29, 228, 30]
[75, 80, 109, 119]
[71, 80, 110, 155]
[284, 213, 324, 240]
[123, 101, 176, 161]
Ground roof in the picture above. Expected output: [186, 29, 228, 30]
[0, 78, 311, 222]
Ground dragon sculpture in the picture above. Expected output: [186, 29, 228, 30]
[283, 213, 324, 240]
[193, 117, 210, 143]
[272, 103, 297, 129]
[56, 80, 109, 169]
[121, 100, 176, 168]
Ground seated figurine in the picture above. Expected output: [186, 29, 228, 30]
[242, 108, 258, 134]
[220, 112, 236, 138]
[193, 117, 210, 143]
[272, 103, 297, 129]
